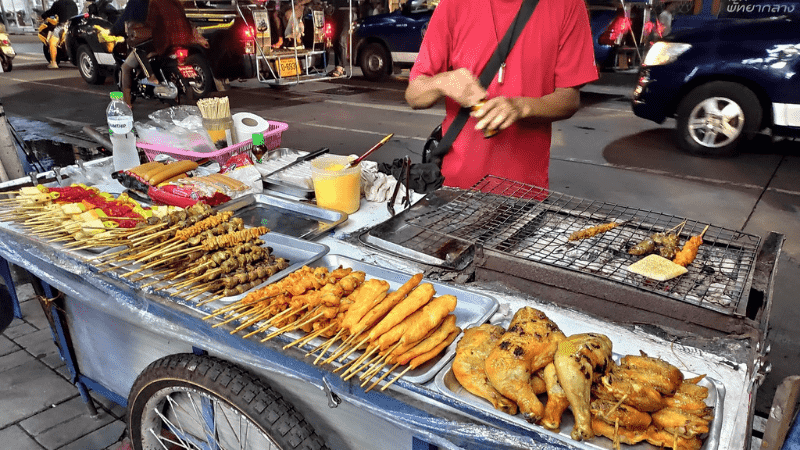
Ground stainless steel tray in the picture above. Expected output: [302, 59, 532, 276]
[216, 193, 346, 240]
[433, 356, 724, 450]
[291, 254, 500, 385]
[256, 148, 316, 199]
[96, 231, 328, 304]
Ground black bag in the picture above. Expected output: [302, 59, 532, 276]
[420, 0, 540, 177]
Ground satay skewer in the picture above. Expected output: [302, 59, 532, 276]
[365, 363, 401, 392]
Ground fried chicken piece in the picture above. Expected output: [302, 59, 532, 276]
[540, 363, 569, 431]
[485, 307, 566, 423]
[678, 375, 709, 400]
[620, 351, 683, 395]
[645, 425, 703, 450]
[531, 370, 547, 395]
[453, 324, 518, 415]
[553, 333, 613, 440]
[591, 418, 648, 447]
[591, 398, 651, 430]
[663, 391, 710, 414]
[596, 369, 665, 412]
[651, 407, 712, 438]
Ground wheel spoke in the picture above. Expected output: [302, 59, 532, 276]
[704, 99, 722, 116]
[688, 118, 706, 130]
[702, 129, 718, 145]
[154, 404, 195, 449]
[187, 392, 218, 448]
[719, 122, 739, 140]
[720, 102, 742, 120]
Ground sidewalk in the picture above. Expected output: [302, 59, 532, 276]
[0, 276, 129, 450]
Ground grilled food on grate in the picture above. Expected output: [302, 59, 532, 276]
[627, 254, 688, 281]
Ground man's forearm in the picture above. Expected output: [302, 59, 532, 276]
[405, 73, 447, 109]
[512, 87, 582, 124]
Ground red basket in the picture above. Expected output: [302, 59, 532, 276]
[137, 121, 288, 165]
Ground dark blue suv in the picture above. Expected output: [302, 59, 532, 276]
[632, 17, 800, 156]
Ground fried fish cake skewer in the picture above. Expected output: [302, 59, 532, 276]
[378, 329, 460, 391]
[375, 295, 456, 352]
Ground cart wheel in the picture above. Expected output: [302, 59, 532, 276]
[127, 353, 330, 450]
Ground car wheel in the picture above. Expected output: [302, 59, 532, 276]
[675, 81, 762, 157]
[186, 53, 215, 98]
[77, 45, 105, 85]
[359, 42, 390, 81]
[127, 353, 330, 450]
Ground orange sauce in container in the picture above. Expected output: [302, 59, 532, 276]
[311, 155, 361, 214]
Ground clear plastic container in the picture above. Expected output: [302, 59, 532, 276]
[310, 155, 361, 214]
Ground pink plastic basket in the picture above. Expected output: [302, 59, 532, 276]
[137, 121, 289, 165]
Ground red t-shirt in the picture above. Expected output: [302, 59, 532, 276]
[410, 0, 598, 189]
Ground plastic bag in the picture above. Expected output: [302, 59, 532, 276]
[139, 106, 216, 153]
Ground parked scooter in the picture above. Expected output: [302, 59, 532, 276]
[115, 42, 206, 105]
[0, 24, 15, 72]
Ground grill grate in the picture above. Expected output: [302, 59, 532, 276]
[406, 176, 761, 316]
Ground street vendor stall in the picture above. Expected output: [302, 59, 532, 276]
[0, 147, 782, 449]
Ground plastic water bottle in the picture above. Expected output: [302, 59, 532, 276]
[106, 91, 139, 172]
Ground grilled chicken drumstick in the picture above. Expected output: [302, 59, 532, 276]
[485, 307, 566, 423]
[453, 324, 518, 415]
[553, 333, 613, 441]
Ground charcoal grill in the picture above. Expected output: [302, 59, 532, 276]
[361, 175, 780, 342]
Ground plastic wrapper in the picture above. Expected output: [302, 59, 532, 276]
[156, 173, 251, 206]
[136, 106, 216, 153]
[221, 153, 263, 193]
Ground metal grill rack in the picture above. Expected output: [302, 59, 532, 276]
[406, 176, 761, 316]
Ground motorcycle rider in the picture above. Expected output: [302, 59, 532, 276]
[111, 0, 206, 107]
[41, 0, 79, 69]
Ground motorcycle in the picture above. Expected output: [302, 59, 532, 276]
[66, 0, 124, 84]
[115, 42, 205, 105]
[0, 24, 15, 72]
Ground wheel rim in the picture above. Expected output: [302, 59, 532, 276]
[366, 53, 383, 73]
[190, 63, 208, 95]
[687, 96, 745, 148]
[79, 52, 94, 78]
[140, 386, 282, 450]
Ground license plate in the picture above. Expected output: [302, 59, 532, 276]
[178, 64, 197, 78]
[276, 58, 298, 77]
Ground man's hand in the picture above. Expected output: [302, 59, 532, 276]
[440, 68, 487, 108]
[472, 97, 522, 132]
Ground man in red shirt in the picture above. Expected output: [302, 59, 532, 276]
[405, 0, 598, 189]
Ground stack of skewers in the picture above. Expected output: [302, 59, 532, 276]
[203, 266, 462, 392]
[197, 97, 234, 148]
[0, 186, 291, 303]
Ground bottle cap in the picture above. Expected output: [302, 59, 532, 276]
[252, 133, 265, 146]
[110, 91, 123, 100]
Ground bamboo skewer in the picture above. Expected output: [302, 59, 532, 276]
[365, 362, 400, 392]
[310, 329, 344, 361]
[284, 323, 334, 350]
[381, 366, 413, 392]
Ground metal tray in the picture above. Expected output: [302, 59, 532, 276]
[216, 193, 346, 240]
[290, 254, 500, 384]
[433, 355, 724, 450]
[95, 232, 328, 304]
[256, 148, 316, 199]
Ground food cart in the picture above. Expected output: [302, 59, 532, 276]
[0, 154, 782, 450]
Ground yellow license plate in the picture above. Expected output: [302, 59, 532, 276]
[276, 58, 299, 77]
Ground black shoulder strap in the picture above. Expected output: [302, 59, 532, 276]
[431, 0, 540, 161]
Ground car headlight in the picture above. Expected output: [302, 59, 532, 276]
[643, 42, 692, 66]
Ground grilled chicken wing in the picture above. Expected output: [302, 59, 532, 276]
[651, 406, 712, 438]
[591, 418, 648, 447]
[540, 363, 570, 431]
[485, 307, 566, 423]
[596, 369, 665, 413]
[590, 399, 652, 430]
[646, 425, 703, 450]
[663, 391, 710, 414]
[553, 333, 613, 441]
[619, 351, 684, 395]
[453, 324, 518, 415]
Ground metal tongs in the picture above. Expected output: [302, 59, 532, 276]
[387, 156, 411, 216]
